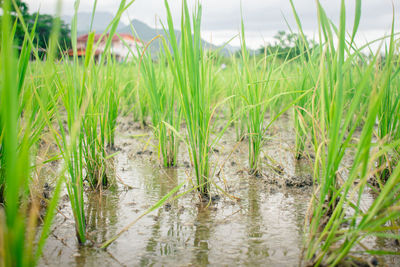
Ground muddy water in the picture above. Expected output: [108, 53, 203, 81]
[39, 116, 397, 266]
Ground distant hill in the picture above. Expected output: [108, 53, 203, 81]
[119, 19, 163, 42]
[119, 19, 173, 54]
[62, 12, 240, 56]
[119, 19, 242, 56]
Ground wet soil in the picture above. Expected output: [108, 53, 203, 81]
[39, 115, 400, 267]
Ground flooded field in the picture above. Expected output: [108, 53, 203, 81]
[39, 117, 399, 267]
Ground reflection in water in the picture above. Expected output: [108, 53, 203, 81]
[74, 249, 86, 267]
[85, 190, 119, 243]
[246, 179, 269, 260]
[140, 168, 180, 265]
[139, 207, 162, 266]
[86, 158, 119, 244]
[73, 191, 120, 267]
[74, 160, 119, 267]
[193, 204, 212, 266]
[161, 168, 188, 256]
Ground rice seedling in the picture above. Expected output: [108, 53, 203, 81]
[291, 0, 360, 213]
[304, 70, 400, 265]
[291, 69, 312, 160]
[130, 52, 149, 127]
[78, 32, 110, 190]
[39, 0, 137, 244]
[0, 0, 62, 265]
[375, 20, 400, 187]
[162, 0, 214, 195]
[280, 32, 316, 159]
[42, 0, 91, 244]
[80, 48, 124, 189]
[104, 59, 121, 149]
[139, 46, 180, 167]
[230, 55, 247, 142]
[303, 51, 400, 264]
[37, 1, 103, 244]
[238, 19, 301, 175]
[287, 0, 400, 264]
[238, 18, 281, 175]
[80, 0, 134, 189]
[238, 27, 270, 175]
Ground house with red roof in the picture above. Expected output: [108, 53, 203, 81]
[67, 33, 143, 62]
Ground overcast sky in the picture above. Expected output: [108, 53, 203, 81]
[24, 0, 400, 49]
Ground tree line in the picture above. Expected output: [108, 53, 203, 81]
[0, 0, 71, 58]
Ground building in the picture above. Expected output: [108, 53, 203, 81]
[67, 33, 143, 62]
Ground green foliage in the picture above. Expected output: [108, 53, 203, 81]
[0, 0, 62, 265]
[259, 31, 316, 60]
[27, 13, 71, 56]
[239, 20, 271, 175]
[1, 0, 400, 265]
[375, 19, 400, 186]
[286, 0, 400, 265]
[0, 0, 71, 57]
[0, 0, 28, 46]
[162, 0, 213, 195]
[139, 47, 180, 167]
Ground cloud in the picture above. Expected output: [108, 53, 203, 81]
[24, 0, 400, 48]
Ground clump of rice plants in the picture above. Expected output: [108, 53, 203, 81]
[162, 0, 214, 195]
[292, 71, 313, 160]
[289, 0, 400, 265]
[52, 0, 136, 242]
[375, 20, 400, 187]
[238, 21, 271, 176]
[104, 59, 121, 149]
[139, 47, 180, 167]
[78, 0, 133, 190]
[79, 32, 110, 190]
[51, 51, 88, 245]
[80, 46, 123, 189]
[42, 6, 98, 244]
[80, 2, 120, 189]
[229, 56, 247, 142]
[283, 31, 316, 160]
[238, 19, 297, 175]
[298, 0, 362, 218]
[0, 0, 62, 265]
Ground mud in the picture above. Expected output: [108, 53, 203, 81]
[39, 115, 400, 266]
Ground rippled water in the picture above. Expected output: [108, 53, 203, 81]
[39, 117, 399, 266]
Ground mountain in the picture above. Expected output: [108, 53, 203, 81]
[224, 44, 241, 54]
[119, 19, 164, 41]
[120, 19, 238, 56]
[62, 12, 240, 56]
[118, 19, 170, 54]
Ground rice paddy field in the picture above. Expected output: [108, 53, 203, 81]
[1, 0, 400, 266]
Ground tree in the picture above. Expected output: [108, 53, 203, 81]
[27, 13, 71, 57]
[0, 0, 29, 46]
[1, 0, 71, 57]
[259, 31, 316, 60]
